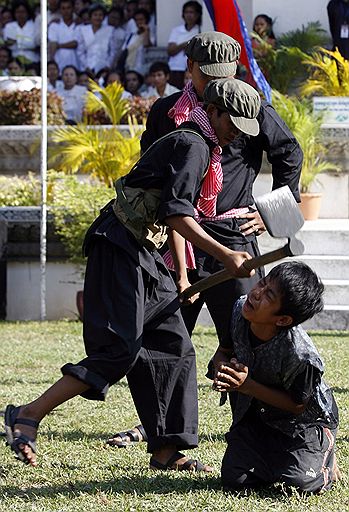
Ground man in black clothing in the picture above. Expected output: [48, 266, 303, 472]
[108, 31, 303, 448]
[4, 78, 260, 471]
[328, 0, 349, 59]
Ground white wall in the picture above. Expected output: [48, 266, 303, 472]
[155, 0, 330, 46]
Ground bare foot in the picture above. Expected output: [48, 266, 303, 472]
[106, 425, 145, 447]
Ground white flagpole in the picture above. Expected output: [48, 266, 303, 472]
[40, 0, 48, 320]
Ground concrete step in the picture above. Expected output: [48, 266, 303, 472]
[259, 219, 349, 256]
[322, 280, 349, 305]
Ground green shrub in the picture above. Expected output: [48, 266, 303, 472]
[0, 173, 41, 206]
[0, 88, 65, 125]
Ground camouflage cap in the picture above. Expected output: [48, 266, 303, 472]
[185, 31, 241, 77]
[203, 78, 261, 136]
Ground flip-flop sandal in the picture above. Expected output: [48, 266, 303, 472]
[150, 451, 210, 472]
[4, 404, 39, 464]
[106, 424, 148, 448]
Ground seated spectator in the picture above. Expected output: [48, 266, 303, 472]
[78, 69, 95, 88]
[8, 56, 25, 75]
[59, 64, 87, 122]
[142, 61, 180, 98]
[3, 0, 40, 64]
[47, 59, 63, 91]
[120, 8, 154, 76]
[76, 3, 116, 74]
[48, 0, 78, 73]
[104, 69, 132, 98]
[167, 0, 201, 89]
[108, 7, 126, 66]
[251, 14, 276, 55]
[26, 62, 39, 75]
[0, 46, 11, 75]
[124, 68, 143, 96]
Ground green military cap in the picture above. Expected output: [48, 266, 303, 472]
[185, 31, 241, 77]
[204, 78, 261, 136]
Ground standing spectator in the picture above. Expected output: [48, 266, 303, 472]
[142, 61, 180, 97]
[138, 0, 156, 43]
[123, 0, 138, 35]
[47, 0, 62, 24]
[76, 4, 116, 74]
[3, 0, 40, 64]
[167, 1, 202, 89]
[59, 65, 87, 122]
[120, 8, 154, 75]
[48, 0, 78, 73]
[47, 60, 63, 91]
[108, 7, 126, 66]
[0, 46, 11, 75]
[74, 0, 92, 19]
[124, 68, 143, 95]
[0, 8, 13, 39]
[327, 0, 349, 59]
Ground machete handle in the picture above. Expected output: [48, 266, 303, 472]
[180, 240, 304, 301]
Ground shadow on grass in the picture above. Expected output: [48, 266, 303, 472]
[0, 472, 290, 501]
[332, 387, 349, 394]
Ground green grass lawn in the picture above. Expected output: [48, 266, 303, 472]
[0, 322, 348, 512]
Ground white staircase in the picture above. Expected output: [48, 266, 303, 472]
[197, 219, 349, 331]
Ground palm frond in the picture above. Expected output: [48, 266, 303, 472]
[85, 79, 130, 125]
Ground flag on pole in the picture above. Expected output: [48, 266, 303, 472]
[203, 0, 272, 102]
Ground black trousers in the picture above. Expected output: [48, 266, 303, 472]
[221, 410, 337, 493]
[62, 236, 199, 452]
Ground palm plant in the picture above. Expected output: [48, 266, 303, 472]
[50, 80, 143, 187]
[278, 21, 330, 52]
[301, 48, 349, 97]
[272, 90, 340, 193]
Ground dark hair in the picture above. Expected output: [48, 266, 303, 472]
[88, 3, 106, 16]
[8, 57, 24, 69]
[268, 261, 324, 326]
[108, 6, 124, 20]
[253, 13, 276, 39]
[104, 69, 123, 87]
[62, 64, 79, 76]
[149, 61, 170, 75]
[12, 0, 33, 20]
[59, 0, 74, 7]
[0, 46, 12, 59]
[182, 1, 202, 26]
[134, 8, 150, 23]
[48, 59, 59, 70]
[125, 69, 144, 86]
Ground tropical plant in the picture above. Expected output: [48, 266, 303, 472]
[0, 172, 41, 206]
[49, 172, 113, 264]
[278, 21, 330, 52]
[300, 48, 349, 97]
[272, 90, 340, 193]
[0, 89, 65, 125]
[50, 80, 143, 187]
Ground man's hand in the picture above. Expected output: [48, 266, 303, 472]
[177, 277, 200, 305]
[236, 210, 266, 236]
[213, 358, 249, 393]
[221, 250, 255, 279]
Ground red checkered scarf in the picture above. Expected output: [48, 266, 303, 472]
[168, 80, 223, 217]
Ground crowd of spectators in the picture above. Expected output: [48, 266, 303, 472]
[0, 0, 201, 122]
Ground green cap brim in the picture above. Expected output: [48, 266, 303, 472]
[230, 115, 260, 137]
[199, 61, 238, 77]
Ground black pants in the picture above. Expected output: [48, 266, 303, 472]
[221, 410, 337, 493]
[62, 236, 199, 452]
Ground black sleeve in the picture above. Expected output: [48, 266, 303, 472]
[258, 102, 303, 202]
[327, 1, 336, 40]
[157, 136, 210, 222]
[288, 364, 322, 404]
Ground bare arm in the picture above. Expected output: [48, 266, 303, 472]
[165, 215, 254, 278]
[167, 40, 189, 56]
[214, 360, 307, 415]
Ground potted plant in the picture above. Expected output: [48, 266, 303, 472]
[272, 90, 340, 220]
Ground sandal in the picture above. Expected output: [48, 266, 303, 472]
[106, 424, 148, 448]
[4, 404, 38, 465]
[150, 451, 211, 472]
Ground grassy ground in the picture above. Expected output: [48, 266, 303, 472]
[0, 321, 348, 512]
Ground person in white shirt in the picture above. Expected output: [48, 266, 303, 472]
[104, 70, 132, 99]
[59, 64, 87, 122]
[0, 46, 11, 75]
[76, 3, 116, 74]
[123, 0, 138, 36]
[142, 61, 180, 98]
[124, 69, 144, 97]
[48, 0, 78, 73]
[167, 1, 202, 89]
[137, 0, 156, 44]
[120, 8, 154, 76]
[3, 0, 40, 64]
[47, 60, 64, 91]
[107, 7, 126, 67]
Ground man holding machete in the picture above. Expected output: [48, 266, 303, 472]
[108, 31, 303, 449]
[4, 78, 260, 471]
